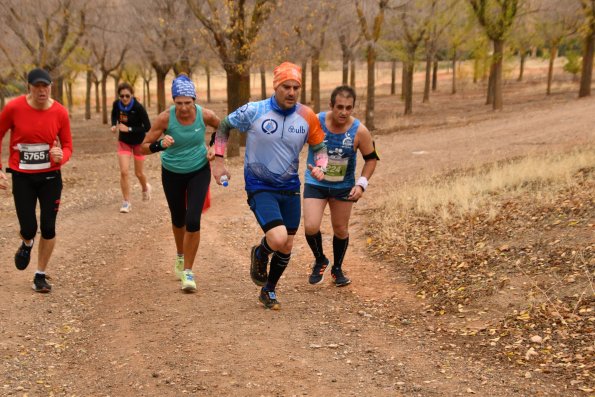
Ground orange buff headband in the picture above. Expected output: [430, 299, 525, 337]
[273, 62, 302, 89]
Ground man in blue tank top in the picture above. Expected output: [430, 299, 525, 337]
[303, 85, 379, 287]
[141, 74, 221, 293]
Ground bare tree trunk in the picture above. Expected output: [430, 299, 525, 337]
[225, 68, 250, 157]
[340, 35, 350, 85]
[205, 65, 211, 103]
[404, 61, 414, 115]
[85, 70, 92, 120]
[401, 63, 406, 100]
[113, 75, 119, 98]
[486, 60, 495, 105]
[145, 79, 152, 108]
[579, 29, 595, 98]
[451, 54, 457, 94]
[423, 54, 432, 103]
[52, 77, 64, 104]
[473, 57, 479, 84]
[142, 80, 147, 106]
[432, 60, 438, 91]
[342, 52, 349, 85]
[260, 64, 267, 100]
[365, 44, 376, 130]
[311, 50, 321, 113]
[94, 81, 100, 113]
[391, 60, 397, 95]
[349, 56, 356, 89]
[66, 82, 73, 115]
[101, 76, 109, 124]
[492, 39, 504, 110]
[154, 67, 168, 114]
[518, 51, 526, 82]
[547, 46, 558, 95]
[301, 59, 307, 104]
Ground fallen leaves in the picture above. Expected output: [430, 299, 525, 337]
[367, 168, 595, 389]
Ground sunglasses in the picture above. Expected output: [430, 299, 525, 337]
[119, 94, 131, 99]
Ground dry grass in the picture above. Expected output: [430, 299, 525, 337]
[375, 147, 595, 222]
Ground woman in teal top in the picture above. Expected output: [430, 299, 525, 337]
[141, 74, 221, 293]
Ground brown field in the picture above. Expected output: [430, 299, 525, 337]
[0, 59, 593, 396]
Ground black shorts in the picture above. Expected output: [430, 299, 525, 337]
[303, 183, 354, 202]
[161, 164, 210, 232]
[11, 169, 63, 240]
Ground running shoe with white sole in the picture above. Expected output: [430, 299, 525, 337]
[308, 258, 330, 285]
[331, 268, 351, 287]
[120, 201, 131, 213]
[181, 270, 197, 292]
[174, 256, 184, 279]
[32, 273, 52, 293]
[142, 184, 152, 201]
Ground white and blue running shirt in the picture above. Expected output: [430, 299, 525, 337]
[227, 96, 325, 192]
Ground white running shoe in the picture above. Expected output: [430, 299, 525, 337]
[181, 270, 197, 292]
[120, 201, 131, 213]
[142, 184, 152, 201]
[174, 256, 184, 280]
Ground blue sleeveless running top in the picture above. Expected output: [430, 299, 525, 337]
[305, 112, 359, 189]
[161, 105, 207, 173]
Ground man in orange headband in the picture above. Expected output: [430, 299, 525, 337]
[212, 61, 328, 310]
[273, 62, 303, 89]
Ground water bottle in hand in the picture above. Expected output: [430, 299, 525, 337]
[220, 175, 229, 187]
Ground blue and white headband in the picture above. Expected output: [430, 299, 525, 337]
[171, 75, 196, 99]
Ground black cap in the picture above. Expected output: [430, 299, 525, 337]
[27, 68, 52, 85]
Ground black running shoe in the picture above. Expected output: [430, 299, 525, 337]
[250, 245, 268, 286]
[259, 288, 280, 310]
[15, 241, 33, 270]
[32, 273, 52, 293]
[308, 258, 330, 285]
[331, 268, 351, 287]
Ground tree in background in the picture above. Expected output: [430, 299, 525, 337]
[421, 0, 458, 103]
[443, 6, 476, 94]
[536, 1, 581, 95]
[396, 2, 429, 115]
[187, 0, 276, 157]
[578, 0, 595, 97]
[294, 1, 332, 113]
[0, 0, 87, 103]
[355, 0, 390, 130]
[468, 0, 520, 110]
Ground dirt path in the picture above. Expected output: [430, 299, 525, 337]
[1, 91, 593, 397]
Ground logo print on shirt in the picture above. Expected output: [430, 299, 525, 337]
[287, 125, 306, 134]
[342, 136, 353, 148]
[261, 119, 278, 134]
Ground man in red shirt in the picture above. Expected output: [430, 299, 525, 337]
[0, 68, 73, 292]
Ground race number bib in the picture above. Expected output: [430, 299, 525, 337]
[17, 143, 51, 170]
[324, 156, 349, 182]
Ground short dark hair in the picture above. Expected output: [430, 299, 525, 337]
[330, 85, 356, 107]
[117, 82, 134, 95]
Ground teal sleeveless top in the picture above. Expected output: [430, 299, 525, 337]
[161, 105, 208, 173]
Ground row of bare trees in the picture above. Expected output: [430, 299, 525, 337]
[0, 0, 594, 154]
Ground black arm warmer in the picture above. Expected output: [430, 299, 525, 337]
[363, 141, 380, 161]
[209, 131, 216, 146]
[149, 140, 165, 153]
